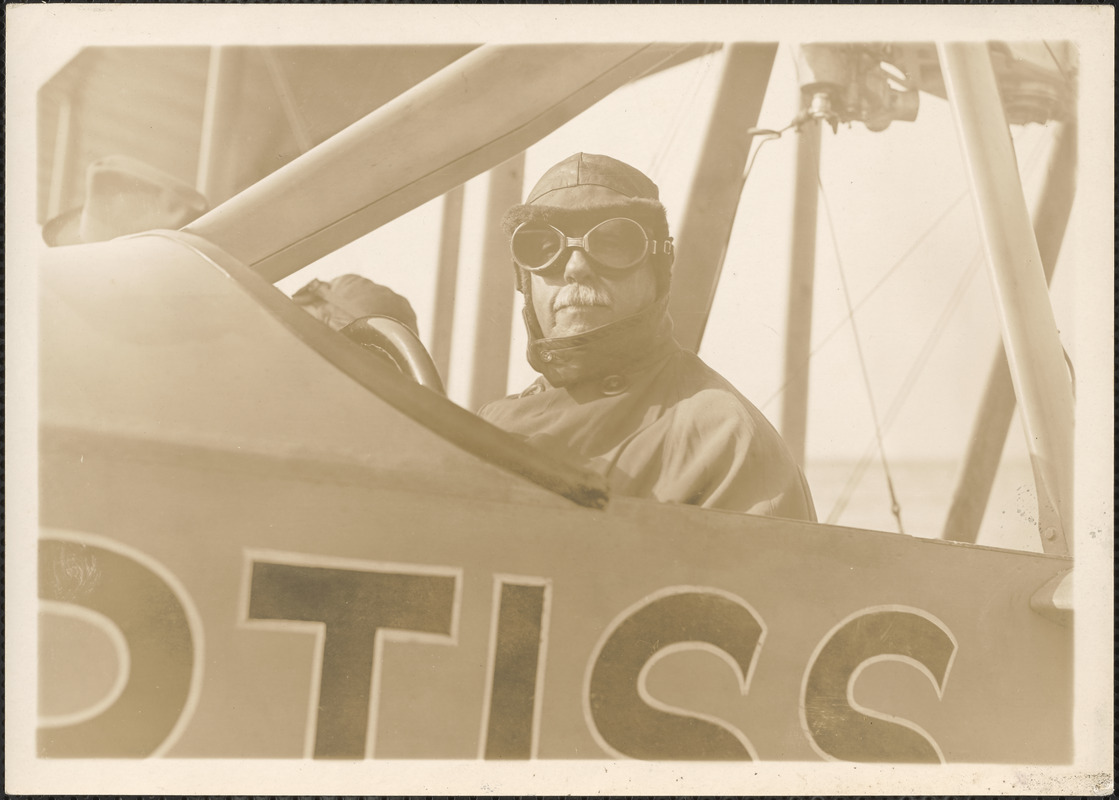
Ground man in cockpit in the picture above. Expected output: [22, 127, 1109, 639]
[477, 152, 816, 521]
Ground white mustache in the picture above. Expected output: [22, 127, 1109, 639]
[553, 283, 611, 312]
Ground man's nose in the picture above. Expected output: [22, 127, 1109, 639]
[563, 247, 596, 283]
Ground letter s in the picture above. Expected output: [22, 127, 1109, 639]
[801, 606, 957, 763]
[585, 587, 765, 760]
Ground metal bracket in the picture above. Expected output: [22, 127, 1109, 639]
[1030, 568, 1073, 627]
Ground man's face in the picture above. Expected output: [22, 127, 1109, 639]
[528, 217, 659, 339]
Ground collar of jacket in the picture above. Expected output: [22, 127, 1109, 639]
[525, 295, 677, 388]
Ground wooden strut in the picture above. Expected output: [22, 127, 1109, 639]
[431, 184, 465, 381]
[468, 153, 525, 412]
[195, 47, 245, 205]
[941, 120, 1077, 546]
[668, 43, 778, 353]
[781, 116, 822, 468]
[186, 43, 700, 283]
[938, 43, 1075, 557]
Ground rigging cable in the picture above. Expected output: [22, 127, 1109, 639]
[760, 188, 969, 412]
[646, 52, 716, 179]
[815, 169, 907, 534]
[1042, 41, 1073, 84]
[761, 124, 1052, 415]
[260, 48, 314, 154]
[825, 251, 984, 525]
[679, 113, 800, 337]
[818, 125, 1052, 529]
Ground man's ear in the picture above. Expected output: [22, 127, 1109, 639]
[661, 250, 676, 279]
[657, 252, 675, 298]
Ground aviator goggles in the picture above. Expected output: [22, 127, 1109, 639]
[510, 217, 673, 274]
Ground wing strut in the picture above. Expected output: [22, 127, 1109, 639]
[187, 43, 699, 282]
[669, 43, 777, 352]
[196, 47, 246, 204]
[431, 185, 465, 381]
[468, 153, 526, 411]
[780, 115, 822, 467]
[941, 120, 1076, 546]
[939, 43, 1075, 556]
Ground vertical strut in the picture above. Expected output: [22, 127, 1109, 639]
[469, 153, 525, 411]
[196, 47, 245, 204]
[939, 43, 1075, 556]
[781, 117, 822, 467]
[431, 185, 465, 381]
[942, 121, 1077, 545]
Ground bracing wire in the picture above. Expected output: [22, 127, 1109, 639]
[690, 114, 801, 329]
[825, 251, 984, 525]
[1042, 41, 1073, 85]
[752, 47, 1059, 532]
[760, 188, 969, 412]
[816, 171, 907, 534]
[260, 48, 314, 154]
[761, 125, 1053, 415]
[816, 124, 1052, 529]
[646, 52, 716, 180]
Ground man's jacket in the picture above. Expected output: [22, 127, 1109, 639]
[478, 299, 817, 521]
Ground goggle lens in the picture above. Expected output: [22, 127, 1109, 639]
[511, 217, 652, 273]
[585, 218, 650, 269]
[511, 227, 565, 271]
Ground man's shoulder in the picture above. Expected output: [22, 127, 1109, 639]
[664, 350, 756, 402]
[659, 350, 774, 432]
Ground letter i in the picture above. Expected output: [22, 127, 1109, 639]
[479, 577, 551, 759]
